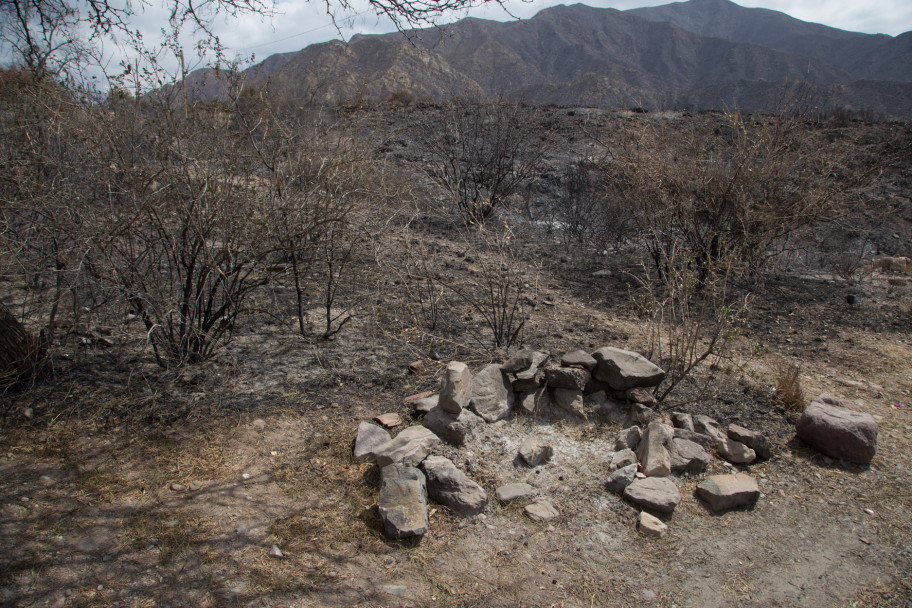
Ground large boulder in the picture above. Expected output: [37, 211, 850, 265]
[421, 456, 488, 517]
[623, 477, 681, 514]
[439, 361, 472, 414]
[796, 395, 878, 464]
[591, 347, 666, 391]
[470, 364, 515, 422]
[378, 464, 429, 538]
[696, 473, 760, 512]
[637, 420, 673, 477]
[560, 350, 597, 370]
[374, 426, 441, 468]
[353, 422, 391, 463]
[422, 406, 484, 446]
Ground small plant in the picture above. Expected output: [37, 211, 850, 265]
[775, 361, 806, 411]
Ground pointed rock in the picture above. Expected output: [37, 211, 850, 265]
[354, 421, 391, 463]
[693, 415, 727, 444]
[637, 420, 673, 477]
[378, 465, 428, 538]
[638, 511, 668, 538]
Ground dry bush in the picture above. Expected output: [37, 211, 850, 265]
[775, 361, 806, 411]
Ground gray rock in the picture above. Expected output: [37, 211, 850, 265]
[544, 366, 591, 391]
[631, 403, 657, 424]
[374, 426, 441, 468]
[374, 413, 403, 429]
[609, 448, 638, 471]
[378, 465, 428, 538]
[353, 421, 391, 463]
[586, 391, 627, 423]
[727, 424, 772, 460]
[673, 428, 716, 450]
[512, 373, 543, 392]
[421, 455, 488, 517]
[796, 394, 878, 464]
[525, 499, 559, 522]
[552, 388, 586, 418]
[584, 378, 613, 395]
[606, 463, 638, 494]
[269, 544, 284, 559]
[591, 347, 666, 390]
[439, 361, 472, 414]
[412, 395, 439, 416]
[696, 473, 760, 512]
[669, 438, 710, 474]
[170, 483, 187, 492]
[495, 483, 535, 503]
[637, 420, 673, 477]
[560, 350, 597, 370]
[717, 438, 756, 464]
[623, 477, 681, 514]
[615, 425, 642, 451]
[626, 387, 658, 407]
[517, 387, 550, 415]
[638, 511, 668, 538]
[519, 437, 553, 466]
[513, 351, 550, 379]
[670, 412, 694, 432]
[501, 349, 538, 374]
[422, 406, 484, 446]
[693, 415, 727, 444]
[470, 364, 515, 423]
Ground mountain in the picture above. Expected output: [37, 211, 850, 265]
[182, 0, 912, 115]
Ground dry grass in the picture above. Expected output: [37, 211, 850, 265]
[775, 361, 806, 412]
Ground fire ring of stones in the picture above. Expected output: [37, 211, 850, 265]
[352, 348, 878, 539]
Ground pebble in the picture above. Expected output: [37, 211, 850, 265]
[864, 508, 874, 515]
[252, 419, 266, 430]
[269, 544, 284, 558]
[241, 473, 251, 480]
[170, 483, 187, 492]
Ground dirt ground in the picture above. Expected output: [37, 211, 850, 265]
[2, 109, 912, 608]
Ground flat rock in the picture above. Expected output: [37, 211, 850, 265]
[728, 424, 772, 460]
[615, 426, 642, 451]
[517, 387, 550, 415]
[606, 463, 638, 494]
[626, 388, 658, 407]
[421, 455, 488, 517]
[637, 420, 673, 477]
[544, 366, 591, 391]
[374, 426, 441, 468]
[374, 413, 403, 429]
[609, 448, 638, 471]
[717, 438, 756, 464]
[638, 511, 668, 538]
[673, 428, 716, 450]
[403, 390, 434, 407]
[513, 351, 550, 380]
[408, 360, 426, 374]
[470, 364, 514, 423]
[796, 394, 878, 464]
[524, 499, 559, 522]
[560, 350, 597, 370]
[519, 437, 553, 466]
[696, 473, 760, 512]
[500, 349, 538, 374]
[671, 412, 694, 432]
[623, 477, 681, 514]
[552, 388, 586, 418]
[439, 361, 472, 414]
[353, 421, 392, 463]
[591, 347, 666, 391]
[378, 465, 428, 538]
[693, 415, 727, 444]
[669, 438, 710, 474]
[412, 395, 439, 416]
[495, 483, 535, 503]
[422, 406, 484, 446]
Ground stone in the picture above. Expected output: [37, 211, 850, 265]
[269, 544, 284, 559]
[696, 473, 760, 512]
[422, 406, 484, 446]
[626, 387, 658, 407]
[439, 361, 472, 414]
[716, 438, 756, 464]
[470, 364, 515, 423]
[673, 428, 716, 450]
[606, 463, 638, 494]
[252, 418, 266, 430]
[495, 483, 535, 503]
[412, 395, 439, 416]
[353, 422, 391, 463]
[408, 360, 426, 374]
[623, 477, 681, 514]
[670, 412, 694, 432]
[693, 415, 727, 444]
[378, 465, 428, 538]
[560, 350, 597, 370]
[525, 499, 559, 522]
[591, 347, 666, 390]
[637, 420, 674, 477]
[421, 455, 488, 517]
[512, 373, 543, 393]
[727, 424, 772, 460]
[586, 391, 627, 423]
[374, 426, 441, 468]
[374, 413, 403, 429]
[669, 438, 710, 474]
[170, 483, 187, 492]
[513, 351, 550, 379]
[517, 387, 550, 415]
[552, 388, 585, 418]
[615, 426, 642, 451]
[638, 511, 668, 538]
[500, 349, 538, 374]
[631, 403, 657, 424]
[403, 390, 434, 407]
[584, 378, 613, 395]
[796, 394, 878, 464]
[609, 448, 638, 471]
[519, 437, 553, 466]
[544, 366, 591, 391]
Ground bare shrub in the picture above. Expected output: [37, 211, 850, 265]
[775, 361, 806, 412]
